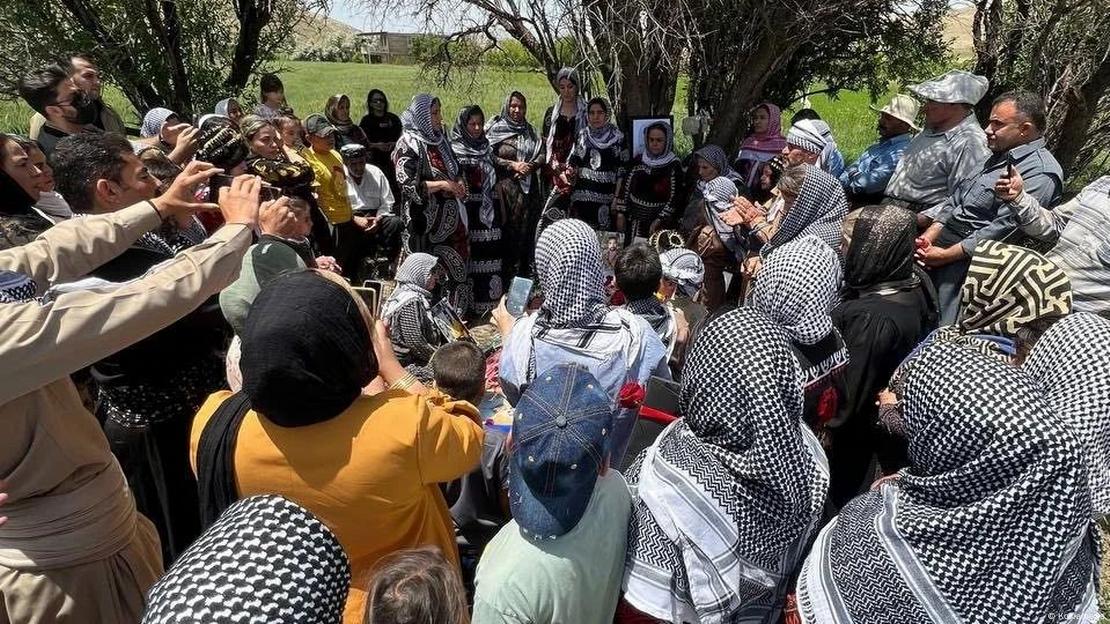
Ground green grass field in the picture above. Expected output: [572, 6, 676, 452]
[0, 61, 887, 161]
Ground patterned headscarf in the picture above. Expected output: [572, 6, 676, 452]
[693, 144, 741, 184]
[450, 105, 497, 228]
[382, 252, 439, 319]
[958, 240, 1072, 338]
[660, 248, 704, 298]
[399, 94, 459, 179]
[534, 219, 609, 329]
[1025, 312, 1110, 518]
[485, 91, 540, 160]
[143, 495, 350, 624]
[764, 164, 849, 256]
[701, 176, 743, 256]
[214, 98, 238, 118]
[141, 107, 177, 139]
[786, 119, 840, 172]
[738, 102, 786, 157]
[624, 307, 828, 623]
[842, 204, 918, 295]
[577, 97, 623, 151]
[639, 121, 678, 168]
[546, 67, 589, 160]
[798, 340, 1096, 624]
[749, 235, 842, 346]
[323, 93, 356, 132]
[0, 270, 36, 303]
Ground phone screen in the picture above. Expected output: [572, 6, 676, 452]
[351, 286, 380, 319]
[506, 276, 533, 317]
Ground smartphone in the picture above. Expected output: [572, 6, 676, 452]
[360, 280, 386, 315]
[1004, 154, 1018, 179]
[505, 276, 533, 317]
[207, 174, 283, 203]
[351, 286, 380, 319]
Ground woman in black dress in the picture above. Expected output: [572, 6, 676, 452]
[546, 97, 625, 232]
[450, 105, 504, 317]
[486, 91, 544, 278]
[359, 89, 403, 196]
[618, 121, 685, 242]
[828, 204, 938, 508]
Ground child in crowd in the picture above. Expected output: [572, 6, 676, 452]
[433, 341, 512, 597]
[363, 547, 470, 624]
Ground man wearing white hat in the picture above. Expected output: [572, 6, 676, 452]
[883, 70, 992, 210]
[840, 94, 919, 203]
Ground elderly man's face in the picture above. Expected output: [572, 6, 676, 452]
[781, 144, 818, 166]
[877, 112, 912, 139]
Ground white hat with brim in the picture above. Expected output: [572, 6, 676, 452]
[869, 94, 921, 131]
[908, 70, 989, 106]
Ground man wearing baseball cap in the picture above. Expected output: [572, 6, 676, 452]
[884, 70, 993, 210]
[472, 363, 632, 624]
[840, 94, 919, 205]
[300, 113, 377, 280]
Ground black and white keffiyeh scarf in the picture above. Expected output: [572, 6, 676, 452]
[693, 144, 743, 185]
[1026, 312, 1110, 518]
[382, 252, 438, 320]
[624, 307, 829, 624]
[450, 104, 498, 228]
[798, 339, 1098, 624]
[626, 296, 675, 349]
[399, 93, 459, 179]
[660, 248, 704, 299]
[701, 176, 743, 256]
[534, 218, 610, 331]
[0, 270, 36, 303]
[143, 495, 351, 624]
[749, 234, 842, 346]
[763, 164, 849, 256]
[786, 119, 840, 173]
[639, 121, 678, 168]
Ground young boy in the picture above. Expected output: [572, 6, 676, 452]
[431, 341, 511, 595]
[615, 242, 674, 374]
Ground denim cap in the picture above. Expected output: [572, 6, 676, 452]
[509, 363, 615, 541]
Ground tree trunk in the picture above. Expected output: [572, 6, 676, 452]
[1050, 57, 1110, 176]
[705, 36, 798, 153]
[225, 0, 274, 93]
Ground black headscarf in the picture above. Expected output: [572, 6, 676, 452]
[0, 135, 38, 215]
[196, 271, 376, 527]
[842, 204, 917, 295]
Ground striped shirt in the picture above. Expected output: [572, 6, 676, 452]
[1011, 176, 1110, 316]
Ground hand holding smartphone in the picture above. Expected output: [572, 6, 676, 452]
[505, 277, 533, 317]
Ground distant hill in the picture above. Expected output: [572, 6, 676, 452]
[292, 12, 359, 49]
[943, 4, 977, 60]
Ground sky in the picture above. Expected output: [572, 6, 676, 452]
[328, 0, 425, 33]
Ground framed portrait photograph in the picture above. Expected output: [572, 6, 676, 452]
[628, 116, 674, 160]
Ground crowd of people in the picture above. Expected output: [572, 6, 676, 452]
[0, 52, 1107, 624]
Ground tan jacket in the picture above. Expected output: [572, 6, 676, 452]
[0, 203, 250, 569]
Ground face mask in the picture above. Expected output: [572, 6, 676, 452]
[67, 91, 99, 126]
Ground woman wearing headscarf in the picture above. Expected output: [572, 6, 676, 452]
[620, 307, 829, 624]
[213, 98, 244, 125]
[394, 93, 470, 306]
[496, 219, 669, 465]
[797, 340, 1099, 624]
[826, 205, 938, 508]
[451, 104, 503, 317]
[657, 247, 705, 377]
[359, 89, 403, 184]
[683, 145, 748, 311]
[749, 235, 849, 438]
[558, 97, 626, 231]
[618, 122, 685, 242]
[381, 252, 447, 373]
[191, 270, 484, 623]
[486, 91, 544, 278]
[542, 67, 589, 194]
[138, 107, 199, 165]
[0, 134, 52, 251]
[143, 495, 351, 624]
[324, 93, 370, 149]
[1025, 312, 1110, 520]
[735, 102, 787, 188]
